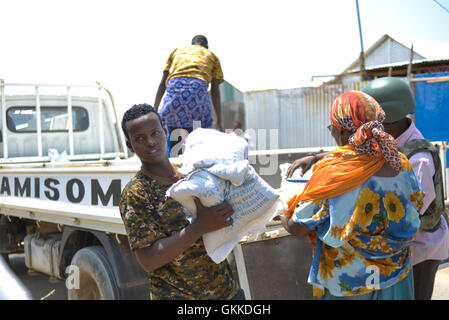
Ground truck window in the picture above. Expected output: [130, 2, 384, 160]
[6, 107, 89, 132]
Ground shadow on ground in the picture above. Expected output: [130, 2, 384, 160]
[6, 254, 67, 300]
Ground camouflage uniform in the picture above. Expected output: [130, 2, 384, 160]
[119, 170, 239, 300]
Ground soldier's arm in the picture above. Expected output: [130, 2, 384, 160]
[135, 198, 234, 273]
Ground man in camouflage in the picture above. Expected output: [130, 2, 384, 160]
[119, 103, 240, 300]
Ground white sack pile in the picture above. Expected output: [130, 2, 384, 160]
[166, 128, 285, 263]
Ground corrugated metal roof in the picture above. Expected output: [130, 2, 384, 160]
[344, 58, 449, 74]
[342, 34, 426, 74]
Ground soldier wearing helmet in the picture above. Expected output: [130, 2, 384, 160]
[362, 77, 416, 138]
[365, 77, 449, 300]
[286, 77, 449, 300]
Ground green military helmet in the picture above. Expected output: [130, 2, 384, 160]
[362, 77, 416, 123]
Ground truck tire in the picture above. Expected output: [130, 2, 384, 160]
[67, 246, 120, 300]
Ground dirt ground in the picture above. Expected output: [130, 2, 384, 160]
[8, 254, 67, 300]
[431, 263, 449, 300]
[5, 253, 449, 300]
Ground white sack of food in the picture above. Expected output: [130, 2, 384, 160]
[167, 128, 285, 263]
[178, 128, 248, 174]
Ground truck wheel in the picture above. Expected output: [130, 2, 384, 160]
[67, 246, 120, 300]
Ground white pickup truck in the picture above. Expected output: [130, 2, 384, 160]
[0, 80, 327, 300]
[0, 80, 151, 299]
[3, 80, 446, 300]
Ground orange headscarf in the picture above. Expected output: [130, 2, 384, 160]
[285, 91, 402, 217]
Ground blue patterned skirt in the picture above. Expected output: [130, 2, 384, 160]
[319, 269, 415, 300]
[159, 77, 213, 128]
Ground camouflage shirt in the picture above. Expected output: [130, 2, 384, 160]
[119, 170, 238, 300]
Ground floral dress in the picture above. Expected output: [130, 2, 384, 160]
[291, 163, 423, 298]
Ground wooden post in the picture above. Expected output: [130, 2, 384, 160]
[407, 44, 414, 80]
[355, 0, 367, 81]
[407, 44, 415, 123]
[409, 74, 416, 123]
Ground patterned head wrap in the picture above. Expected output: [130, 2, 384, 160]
[330, 90, 402, 172]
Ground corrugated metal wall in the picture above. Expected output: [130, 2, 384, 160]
[215, 81, 246, 131]
[244, 82, 369, 149]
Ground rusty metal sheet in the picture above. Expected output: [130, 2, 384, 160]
[240, 234, 314, 300]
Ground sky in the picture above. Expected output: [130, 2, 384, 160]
[1, 0, 449, 117]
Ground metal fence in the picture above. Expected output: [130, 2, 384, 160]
[243, 82, 369, 150]
[243, 81, 448, 199]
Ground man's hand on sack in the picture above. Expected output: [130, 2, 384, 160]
[134, 197, 234, 273]
[193, 197, 234, 233]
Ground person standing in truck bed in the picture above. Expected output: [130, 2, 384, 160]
[153, 35, 224, 157]
[119, 103, 242, 300]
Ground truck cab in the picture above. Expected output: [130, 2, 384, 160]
[0, 82, 127, 162]
[0, 81, 149, 300]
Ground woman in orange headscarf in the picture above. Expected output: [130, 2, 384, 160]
[281, 91, 422, 300]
